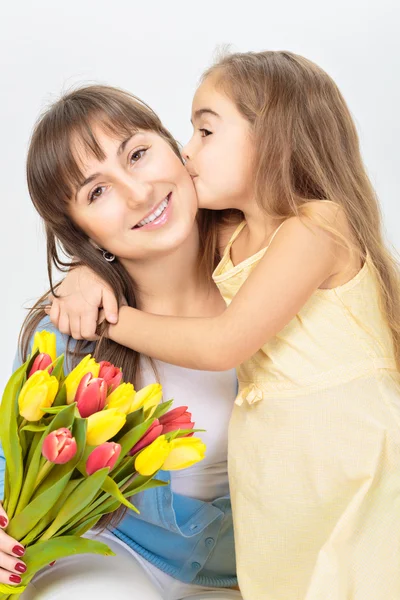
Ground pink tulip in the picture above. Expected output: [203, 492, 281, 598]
[129, 419, 164, 455]
[86, 442, 122, 475]
[159, 406, 194, 436]
[42, 428, 77, 464]
[29, 353, 53, 377]
[98, 361, 123, 393]
[75, 373, 107, 418]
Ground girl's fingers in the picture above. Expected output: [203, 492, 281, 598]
[0, 529, 25, 560]
[102, 288, 119, 324]
[58, 311, 71, 337]
[69, 316, 82, 340]
[0, 503, 8, 529]
[0, 549, 26, 577]
[49, 298, 60, 329]
[81, 311, 99, 341]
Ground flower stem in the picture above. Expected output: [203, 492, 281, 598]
[33, 461, 53, 491]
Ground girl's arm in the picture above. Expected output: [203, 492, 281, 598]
[108, 209, 339, 371]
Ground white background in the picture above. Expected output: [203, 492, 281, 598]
[1, 0, 399, 392]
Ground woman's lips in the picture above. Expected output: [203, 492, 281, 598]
[132, 193, 172, 231]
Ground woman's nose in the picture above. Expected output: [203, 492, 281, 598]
[124, 179, 153, 207]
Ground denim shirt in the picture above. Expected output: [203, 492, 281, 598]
[0, 318, 237, 587]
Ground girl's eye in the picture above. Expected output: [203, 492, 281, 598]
[200, 128, 212, 138]
[89, 185, 106, 203]
[130, 148, 147, 163]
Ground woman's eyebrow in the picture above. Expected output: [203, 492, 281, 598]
[76, 133, 140, 196]
[191, 108, 220, 124]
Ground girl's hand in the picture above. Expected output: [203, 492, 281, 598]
[46, 266, 119, 340]
[0, 503, 26, 587]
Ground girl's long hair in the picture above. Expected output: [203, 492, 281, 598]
[22, 84, 227, 527]
[204, 50, 400, 369]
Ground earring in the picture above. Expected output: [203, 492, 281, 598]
[102, 250, 115, 263]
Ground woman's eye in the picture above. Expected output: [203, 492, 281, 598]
[200, 128, 212, 138]
[89, 185, 106, 203]
[130, 148, 147, 163]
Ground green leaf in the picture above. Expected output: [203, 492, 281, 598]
[49, 355, 65, 381]
[24, 350, 40, 379]
[101, 476, 139, 513]
[57, 472, 132, 535]
[40, 405, 68, 414]
[123, 476, 167, 497]
[19, 536, 115, 586]
[150, 399, 174, 420]
[41, 468, 110, 540]
[111, 456, 135, 482]
[67, 514, 102, 537]
[0, 360, 29, 518]
[7, 468, 74, 541]
[52, 383, 67, 407]
[164, 428, 205, 441]
[0, 581, 27, 594]
[21, 424, 47, 433]
[14, 403, 76, 515]
[116, 408, 144, 437]
[20, 479, 83, 546]
[121, 472, 168, 496]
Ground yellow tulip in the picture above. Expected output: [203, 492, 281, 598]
[130, 383, 162, 416]
[134, 435, 171, 476]
[161, 437, 206, 471]
[32, 330, 57, 362]
[106, 383, 136, 414]
[86, 408, 126, 446]
[64, 355, 100, 404]
[18, 370, 59, 421]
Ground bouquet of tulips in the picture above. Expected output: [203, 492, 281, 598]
[0, 331, 205, 598]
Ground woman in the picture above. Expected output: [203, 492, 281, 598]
[0, 85, 241, 599]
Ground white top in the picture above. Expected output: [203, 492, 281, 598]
[140, 358, 237, 502]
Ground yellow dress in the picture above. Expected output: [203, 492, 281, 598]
[213, 221, 400, 600]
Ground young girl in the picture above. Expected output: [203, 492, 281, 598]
[49, 51, 400, 599]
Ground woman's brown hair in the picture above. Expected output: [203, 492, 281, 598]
[203, 50, 400, 369]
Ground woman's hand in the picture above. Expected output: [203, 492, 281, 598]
[46, 266, 119, 340]
[0, 503, 26, 587]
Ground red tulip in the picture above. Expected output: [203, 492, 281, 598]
[75, 373, 107, 418]
[159, 406, 194, 436]
[129, 419, 164, 455]
[86, 442, 122, 475]
[98, 361, 123, 393]
[42, 428, 77, 464]
[29, 353, 53, 377]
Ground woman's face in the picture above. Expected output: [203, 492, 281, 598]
[70, 128, 198, 262]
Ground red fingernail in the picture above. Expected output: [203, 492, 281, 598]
[49, 561, 56, 566]
[0, 516, 7, 527]
[12, 545, 25, 557]
[15, 562, 27, 573]
[9, 574, 21, 584]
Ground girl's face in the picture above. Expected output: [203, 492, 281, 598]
[182, 75, 254, 211]
[70, 128, 198, 261]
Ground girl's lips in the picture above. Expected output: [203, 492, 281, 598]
[133, 193, 172, 231]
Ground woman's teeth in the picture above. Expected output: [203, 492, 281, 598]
[135, 197, 169, 228]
